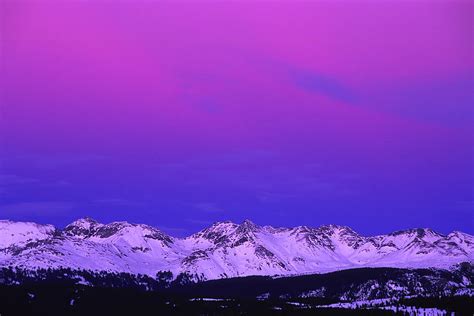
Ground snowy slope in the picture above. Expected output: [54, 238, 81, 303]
[0, 218, 472, 280]
[0, 220, 55, 249]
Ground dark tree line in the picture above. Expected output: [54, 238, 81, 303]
[0, 265, 472, 315]
[0, 266, 195, 291]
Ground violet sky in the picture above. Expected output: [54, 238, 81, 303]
[1, 0, 473, 236]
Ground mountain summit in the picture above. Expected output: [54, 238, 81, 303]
[0, 218, 472, 280]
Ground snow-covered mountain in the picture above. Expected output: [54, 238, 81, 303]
[0, 218, 472, 280]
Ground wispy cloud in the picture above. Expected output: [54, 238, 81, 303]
[254, 57, 356, 103]
[0, 173, 72, 197]
[289, 68, 356, 102]
[0, 201, 75, 217]
[0, 174, 39, 198]
[11, 154, 108, 169]
[0, 174, 39, 185]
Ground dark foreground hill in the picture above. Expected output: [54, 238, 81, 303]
[0, 264, 472, 315]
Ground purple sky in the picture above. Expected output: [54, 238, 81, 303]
[1, 0, 473, 236]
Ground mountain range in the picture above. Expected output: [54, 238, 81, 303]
[0, 218, 472, 281]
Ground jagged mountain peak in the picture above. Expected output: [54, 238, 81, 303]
[206, 221, 238, 229]
[447, 231, 473, 239]
[63, 219, 173, 245]
[93, 221, 173, 243]
[443, 231, 474, 250]
[193, 221, 238, 237]
[66, 217, 101, 229]
[188, 220, 262, 249]
[241, 219, 257, 225]
[189, 221, 240, 247]
[64, 217, 103, 237]
[388, 228, 444, 240]
[294, 225, 311, 231]
[312, 225, 363, 249]
[236, 219, 260, 233]
[317, 224, 359, 235]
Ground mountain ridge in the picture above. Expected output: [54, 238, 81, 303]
[0, 218, 472, 281]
